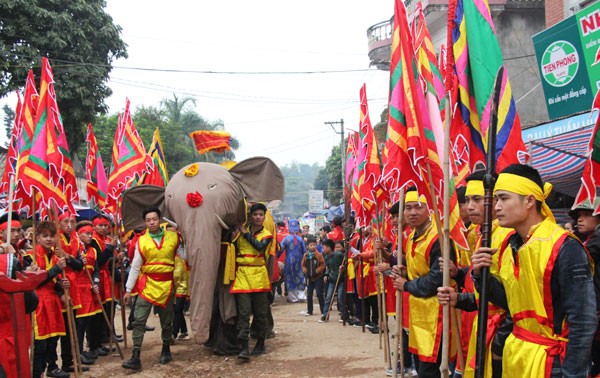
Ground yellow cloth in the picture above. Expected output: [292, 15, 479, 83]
[494, 173, 555, 223]
[347, 258, 355, 280]
[404, 191, 427, 205]
[174, 255, 190, 297]
[230, 227, 272, 293]
[138, 230, 178, 307]
[497, 218, 570, 378]
[184, 163, 199, 177]
[223, 242, 237, 284]
[463, 220, 514, 378]
[405, 223, 444, 362]
[465, 179, 484, 197]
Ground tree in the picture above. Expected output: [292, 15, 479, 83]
[91, 96, 241, 178]
[0, 0, 128, 152]
[2, 105, 15, 147]
[320, 145, 342, 205]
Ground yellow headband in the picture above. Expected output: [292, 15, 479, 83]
[494, 173, 555, 222]
[405, 191, 427, 205]
[465, 180, 484, 197]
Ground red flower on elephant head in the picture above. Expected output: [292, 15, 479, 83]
[186, 191, 203, 208]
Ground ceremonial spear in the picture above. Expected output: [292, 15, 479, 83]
[475, 66, 504, 378]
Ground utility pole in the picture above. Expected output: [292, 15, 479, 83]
[325, 119, 344, 205]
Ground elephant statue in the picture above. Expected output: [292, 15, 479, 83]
[121, 157, 284, 345]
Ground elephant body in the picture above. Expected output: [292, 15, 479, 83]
[134, 157, 285, 345]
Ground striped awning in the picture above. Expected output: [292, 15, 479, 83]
[528, 125, 593, 197]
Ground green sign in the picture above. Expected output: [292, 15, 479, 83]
[533, 1, 600, 119]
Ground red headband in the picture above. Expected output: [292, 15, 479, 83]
[78, 225, 94, 234]
[58, 213, 75, 222]
[93, 217, 110, 226]
[0, 220, 22, 232]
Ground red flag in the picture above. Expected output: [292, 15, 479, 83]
[107, 99, 152, 214]
[140, 128, 169, 187]
[189, 130, 231, 155]
[357, 84, 387, 227]
[19, 58, 74, 213]
[574, 91, 600, 214]
[0, 92, 22, 195]
[86, 123, 108, 208]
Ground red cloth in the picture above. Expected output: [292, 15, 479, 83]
[327, 226, 344, 242]
[59, 231, 81, 310]
[76, 244, 101, 317]
[33, 245, 66, 339]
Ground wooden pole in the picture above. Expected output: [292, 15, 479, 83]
[51, 207, 81, 377]
[424, 164, 449, 378]
[84, 268, 124, 359]
[393, 190, 405, 378]
[6, 175, 15, 246]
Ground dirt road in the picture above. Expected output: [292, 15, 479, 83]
[84, 295, 394, 378]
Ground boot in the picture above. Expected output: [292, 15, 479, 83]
[251, 338, 266, 355]
[238, 339, 250, 360]
[122, 349, 141, 371]
[159, 343, 173, 364]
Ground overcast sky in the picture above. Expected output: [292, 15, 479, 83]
[0, 1, 394, 168]
[101, 0, 394, 167]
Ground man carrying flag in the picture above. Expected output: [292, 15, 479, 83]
[392, 188, 455, 378]
[471, 164, 595, 377]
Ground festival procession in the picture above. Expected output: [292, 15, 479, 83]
[1, 0, 600, 377]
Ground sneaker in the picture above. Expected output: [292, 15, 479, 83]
[304, 312, 312, 316]
[385, 366, 402, 377]
[177, 333, 190, 340]
[319, 315, 327, 322]
[46, 368, 70, 378]
[338, 319, 343, 323]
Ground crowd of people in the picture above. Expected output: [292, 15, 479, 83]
[0, 207, 191, 377]
[0, 162, 599, 377]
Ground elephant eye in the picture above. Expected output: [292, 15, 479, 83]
[208, 183, 218, 190]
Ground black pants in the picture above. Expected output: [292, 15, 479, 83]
[363, 295, 378, 325]
[86, 312, 104, 350]
[76, 316, 91, 354]
[173, 296, 188, 337]
[415, 340, 443, 378]
[235, 292, 268, 341]
[60, 311, 76, 368]
[34, 336, 58, 377]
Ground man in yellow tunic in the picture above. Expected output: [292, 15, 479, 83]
[392, 188, 454, 378]
[472, 164, 596, 377]
[122, 207, 185, 371]
[437, 170, 514, 377]
[230, 202, 273, 360]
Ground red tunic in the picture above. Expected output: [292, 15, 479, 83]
[33, 245, 66, 339]
[93, 232, 114, 303]
[76, 243, 102, 318]
[126, 233, 143, 296]
[59, 231, 82, 310]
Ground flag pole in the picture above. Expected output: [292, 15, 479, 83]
[393, 190, 405, 378]
[423, 164, 449, 378]
[6, 176, 15, 247]
[475, 66, 503, 378]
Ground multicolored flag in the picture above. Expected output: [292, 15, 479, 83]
[449, 0, 528, 173]
[107, 98, 152, 211]
[85, 123, 108, 208]
[381, 0, 421, 194]
[19, 57, 74, 212]
[346, 131, 364, 224]
[0, 92, 22, 195]
[573, 91, 600, 214]
[412, 5, 469, 249]
[357, 84, 387, 227]
[13, 70, 39, 211]
[140, 128, 169, 187]
[190, 130, 231, 155]
[345, 131, 358, 185]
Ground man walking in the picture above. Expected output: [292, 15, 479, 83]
[122, 207, 184, 371]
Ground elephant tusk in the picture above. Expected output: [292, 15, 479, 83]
[215, 214, 230, 230]
[163, 217, 178, 229]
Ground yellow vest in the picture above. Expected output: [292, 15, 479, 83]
[230, 227, 272, 293]
[463, 220, 514, 378]
[498, 218, 570, 378]
[405, 223, 442, 362]
[138, 230, 178, 307]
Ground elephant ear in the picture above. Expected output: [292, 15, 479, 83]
[229, 157, 285, 202]
[121, 185, 168, 232]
